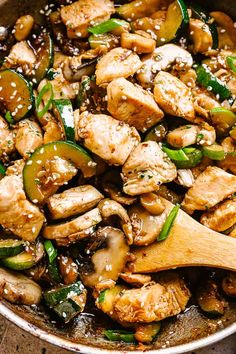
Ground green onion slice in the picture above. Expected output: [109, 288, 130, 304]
[0, 161, 6, 176]
[36, 82, 54, 118]
[104, 330, 136, 343]
[88, 19, 127, 35]
[162, 146, 189, 161]
[5, 111, 15, 124]
[158, 204, 180, 241]
[44, 240, 57, 263]
[226, 56, 236, 73]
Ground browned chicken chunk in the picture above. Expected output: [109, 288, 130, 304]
[107, 78, 164, 132]
[14, 119, 43, 158]
[182, 166, 236, 214]
[0, 176, 44, 241]
[0, 115, 15, 160]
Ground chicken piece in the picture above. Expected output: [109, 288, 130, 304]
[218, 137, 236, 175]
[167, 125, 199, 148]
[14, 119, 43, 158]
[107, 78, 163, 132]
[137, 44, 193, 88]
[182, 166, 236, 214]
[6, 159, 25, 177]
[154, 71, 195, 121]
[200, 198, 236, 232]
[0, 116, 15, 160]
[222, 272, 236, 297]
[113, 272, 190, 323]
[47, 185, 104, 220]
[120, 273, 152, 287]
[122, 141, 177, 196]
[5, 41, 36, 75]
[0, 267, 42, 305]
[177, 169, 195, 188]
[191, 156, 213, 179]
[0, 175, 44, 241]
[77, 112, 140, 165]
[37, 69, 79, 103]
[43, 208, 102, 239]
[39, 156, 78, 200]
[197, 122, 216, 146]
[189, 19, 213, 53]
[95, 47, 142, 86]
[60, 0, 115, 39]
[193, 91, 220, 119]
[43, 118, 63, 144]
[120, 32, 156, 54]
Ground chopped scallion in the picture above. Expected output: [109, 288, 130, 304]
[158, 204, 180, 241]
[36, 82, 54, 118]
[0, 161, 6, 176]
[44, 240, 57, 263]
[5, 111, 15, 124]
[104, 330, 136, 343]
[226, 56, 236, 73]
[162, 146, 189, 161]
[88, 19, 128, 35]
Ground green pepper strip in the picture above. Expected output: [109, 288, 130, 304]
[88, 19, 127, 35]
[162, 146, 189, 161]
[36, 82, 54, 118]
[104, 330, 136, 343]
[158, 204, 180, 241]
[0, 162, 6, 176]
[5, 111, 15, 124]
[44, 240, 57, 263]
[226, 56, 236, 73]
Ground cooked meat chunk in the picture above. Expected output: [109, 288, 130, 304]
[6, 159, 25, 176]
[137, 44, 193, 88]
[167, 125, 199, 148]
[47, 185, 104, 220]
[120, 273, 152, 287]
[43, 208, 102, 239]
[96, 47, 142, 86]
[38, 156, 78, 200]
[113, 272, 190, 323]
[77, 112, 140, 165]
[122, 141, 177, 196]
[200, 198, 236, 232]
[14, 119, 43, 158]
[5, 41, 36, 75]
[154, 71, 195, 121]
[218, 137, 236, 174]
[182, 166, 236, 214]
[120, 32, 156, 54]
[189, 19, 213, 53]
[60, 0, 115, 39]
[193, 91, 220, 119]
[177, 169, 195, 188]
[198, 122, 216, 146]
[0, 268, 42, 305]
[0, 176, 44, 241]
[43, 117, 63, 144]
[107, 78, 164, 132]
[0, 116, 15, 160]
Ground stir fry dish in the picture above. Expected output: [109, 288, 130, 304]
[0, 0, 236, 347]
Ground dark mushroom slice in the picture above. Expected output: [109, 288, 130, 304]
[79, 226, 129, 288]
[197, 280, 227, 316]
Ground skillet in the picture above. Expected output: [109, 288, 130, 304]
[0, 0, 235, 352]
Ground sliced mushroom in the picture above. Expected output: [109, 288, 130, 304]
[140, 193, 165, 215]
[98, 198, 133, 245]
[79, 226, 129, 287]
[58, 255, 78, 285]
[55, 226, 95, 247]
[43, 208, 102, 239]
[167, 125, 199, 149]
[119, 273, 152, 287]
[128, 204, 168, 246]
[189, 19, 213, 54]
[103, 183, 137, 206]
[177, 169, 195, 188]
[46, 185, 104, 220]
[137, 44, 193, 88]
[197, 280, 227, 316]
[0, 267, 42, 305]
[63, 57, 98, 82]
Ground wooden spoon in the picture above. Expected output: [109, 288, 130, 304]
[129, 198, 236, 273]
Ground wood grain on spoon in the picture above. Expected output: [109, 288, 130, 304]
[130, 198, 236, 273]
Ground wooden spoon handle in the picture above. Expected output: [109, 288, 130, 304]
[131, 199, 236, 273]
